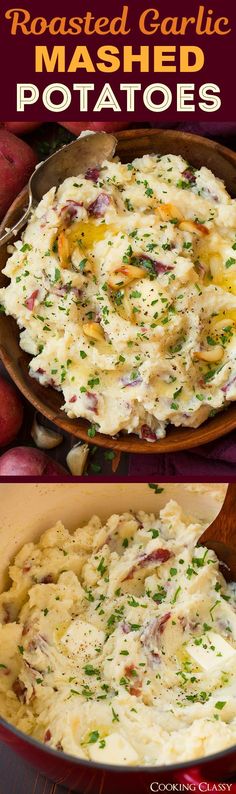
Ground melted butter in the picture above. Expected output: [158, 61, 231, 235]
[71, 717, 81, 735]
[67, 220, 116, 252]
[201, 245, 236, 295]
[155, 381, 190, 403]
[198, 258, 236, 294]
[209, 309, 236, 329]
[213, 273, 236, 295]
[155, 381, 176, 399]
[202, 267, 236, 296]
[176, 648, 200, 675]
[55, 620, 71, 644]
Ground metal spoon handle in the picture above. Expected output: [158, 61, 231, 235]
[0, 192, 33, 247]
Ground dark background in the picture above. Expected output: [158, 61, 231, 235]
[0, 742, 69, 794]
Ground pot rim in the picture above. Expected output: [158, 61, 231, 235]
[0, 712, 235, 776]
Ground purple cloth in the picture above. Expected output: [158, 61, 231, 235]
[151, 122, 236, 138]
[129, 431, 236, 479]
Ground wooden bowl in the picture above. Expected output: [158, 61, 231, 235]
[1, 127, 236, 455]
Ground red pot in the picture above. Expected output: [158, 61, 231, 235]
[0, 717, 235, 792]
[0, 483, 234, 791]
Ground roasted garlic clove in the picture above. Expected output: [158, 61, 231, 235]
[108, 264, 147, 290]
[192, 345, 223, 363]
[58, 231, 70, 268]
[155, 203, 183, 222]
[83, 322, 105, 341]
[31, 414, 63, 449]
[66, 443, 89, 475]
[179, 220, 209, 236]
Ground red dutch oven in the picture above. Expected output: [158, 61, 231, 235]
[0, 718, 235, 792]
[0, 483, 235, 791]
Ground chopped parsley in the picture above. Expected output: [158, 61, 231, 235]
[87, 730, 100, 744]
[148, 484, 164, 494]
[148, 528, 159, 539]
[171, 586, 181, 604]
[112, 707, 120, 722]
[225, 257, 236, 268]
[83, 664, 100, 677]
[104, 450, 115, 461]
[152, 586, 166, 604]
[21, 243, 32, 253]
[124, 198, 134, 212]
[53, 267, 61, 282]
[87, 425, 97, 438]
[97, 557, 107, 576]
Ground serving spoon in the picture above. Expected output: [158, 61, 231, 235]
[0, 131, 117, 247]
[198, 483, 236, 581]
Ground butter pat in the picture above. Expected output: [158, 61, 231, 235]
[89, 732, 138, 765]
[60, 619, 105, 655]
[186, 631, 236, 670]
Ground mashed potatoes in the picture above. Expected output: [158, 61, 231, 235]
[1, 153, 236, 439]
[0, 500, 236, 765]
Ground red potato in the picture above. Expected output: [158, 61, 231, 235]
[0, 129, 37, 219]
[1, 122, 41, 135]
[60, 121, 127, 136]
[0, 447, 69, 477]
[0, 376, 24, 446]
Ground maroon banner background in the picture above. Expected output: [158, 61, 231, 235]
[0, 0, 235, 122]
